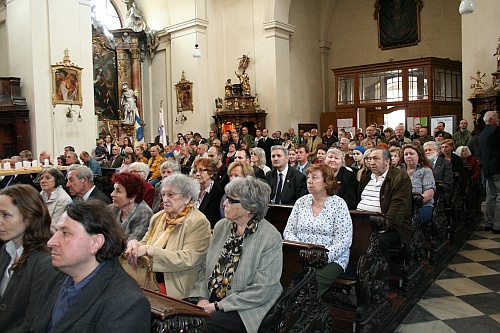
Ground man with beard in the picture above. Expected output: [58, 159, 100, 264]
[424, 141, 452, 205]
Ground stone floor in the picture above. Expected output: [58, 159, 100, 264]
[396, 228, 500, 332]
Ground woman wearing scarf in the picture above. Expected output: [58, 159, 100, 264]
[190, 176, 283, 333]
[125, 174, 211, 299]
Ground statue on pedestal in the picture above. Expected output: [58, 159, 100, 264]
[235, 71, 251, 96]
[121, 82, 136, 125]
[495, 37, 500, 72]
[225, 79, 233, 97]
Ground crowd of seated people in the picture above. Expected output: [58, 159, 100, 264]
[0, 118, 491, 332]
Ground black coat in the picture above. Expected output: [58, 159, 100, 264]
[198, 182, 225, 228]
[335, 166, 359, 209]
[30, 257, 151, 333]
[0, 174, 33, 189]
[479, 124, 500, 178]
[265, 167, 308, 205]
[88, 187, 112, 205]
[258, 137, 274, 168]
[0, 250, 63, 332]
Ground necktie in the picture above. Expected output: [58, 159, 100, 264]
[299, 166, 303, 173]
[275, 173, 283, 204]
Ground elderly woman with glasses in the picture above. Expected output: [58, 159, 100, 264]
[125, 174, 211, 298]
[152, 161, 180, 213]
[190, 176, 282, 333]
[193, 158, 225, 228]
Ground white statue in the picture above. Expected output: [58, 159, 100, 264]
[121, 82, 136, 125]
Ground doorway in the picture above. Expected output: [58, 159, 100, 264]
[384, 109, 406, 130]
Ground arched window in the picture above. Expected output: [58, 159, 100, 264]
[91, 0, 122, 30]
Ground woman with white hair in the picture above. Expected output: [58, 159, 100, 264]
[250, 147, 271, 174]
[125, 174, 211, 299]
[456, 145, 480, 183]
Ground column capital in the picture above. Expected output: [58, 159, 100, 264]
[319, 40, 332, 55]
[263, 20, 295, 40]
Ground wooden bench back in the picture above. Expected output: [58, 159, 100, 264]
[265, 204, 380, 278]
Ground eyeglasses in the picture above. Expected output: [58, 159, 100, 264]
[226, 197, 241, 205]
[160, 192, 182, 199]
[194, 168, 208, 174]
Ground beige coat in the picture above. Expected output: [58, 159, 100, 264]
[141, 207, 211, 299]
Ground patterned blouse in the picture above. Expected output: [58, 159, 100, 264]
[284, 194, 353, 270]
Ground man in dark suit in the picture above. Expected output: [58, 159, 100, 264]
[234, 149, 266, 181]
[424, 141, 453, 205]
[257, 128, 274, 168]
[31, 200, 150, 333]
[479, 111, 500, 233]
[265, 146, 307, 205]
[66, 165, 111, 204]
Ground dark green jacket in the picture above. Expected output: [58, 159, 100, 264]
[358, 166, 414, 244]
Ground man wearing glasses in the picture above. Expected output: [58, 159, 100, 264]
[356, 148, 413, 258]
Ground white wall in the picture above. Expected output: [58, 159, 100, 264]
[5, 0, 96, 158]
[461, 0, 500, 127]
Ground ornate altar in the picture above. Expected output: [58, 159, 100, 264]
[92, 2, 150, 144]
[467, 38, 500, 132]
[0, 77, 31, 158]
[212, 55, 266, 138]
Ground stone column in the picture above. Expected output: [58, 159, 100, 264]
[319, 40, 332, 114]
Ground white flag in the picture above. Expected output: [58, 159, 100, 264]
[159, 101, 167, 146]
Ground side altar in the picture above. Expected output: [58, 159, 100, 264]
[212, 55, 266, 138]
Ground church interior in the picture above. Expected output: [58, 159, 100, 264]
[1, 0, 500, 332]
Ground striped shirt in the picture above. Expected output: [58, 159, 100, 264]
[356, 170, 389, 213]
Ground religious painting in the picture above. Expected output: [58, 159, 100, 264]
[374, 0, 423, 50]
[92, 34, 120, 121]
[51, 49, 83, 106]
[175, 71, 194, 112]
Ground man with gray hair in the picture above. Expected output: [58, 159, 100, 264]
[424, 141, 452, 205]
[66, 165, 111, 204]
[265, 146, 307, 205]
[479, 111, 500, 233]
[357, 148, 413, 258]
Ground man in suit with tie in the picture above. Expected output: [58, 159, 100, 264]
[257, 128, 274, 168]
[66, 165, 111, 204]
[424, 141, 452, 205]
[294, 144, 310, 174]
[265, 146, 308, 205]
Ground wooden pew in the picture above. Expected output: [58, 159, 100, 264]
[142, 288, 210, 332]
[265, 205, 393, 333]
[428, 181, 447, 265]
[279, 241, 333, 332]
[140, 239, 332, 333]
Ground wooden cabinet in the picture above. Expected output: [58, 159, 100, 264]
[332, 57, 463, 130]
[0, 77, 31, 158]
[468, 88, 500, 132]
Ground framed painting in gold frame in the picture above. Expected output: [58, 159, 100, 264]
[51, 49, 83, 106]
[175, 71, 193, 112]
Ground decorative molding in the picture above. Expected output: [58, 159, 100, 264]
[164, 18, 208, 37]
[263, 20, 295, 40]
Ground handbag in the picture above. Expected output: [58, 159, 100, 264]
[258, 267, 316, 333]
[120, 255, 160, 292]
